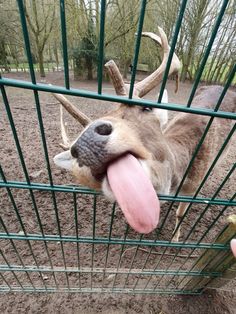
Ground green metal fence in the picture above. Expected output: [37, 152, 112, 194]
[0, 0, 235, 294]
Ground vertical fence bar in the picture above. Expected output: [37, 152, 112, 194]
[0, 223, 34, 290]
[101, 203, 116, 290]
[73, 192, 81, 290]
[91, 195, 97, 290]
[158, 0, 188, 102]
[0, 249, 24, 290]
[97, 0, 106, 94]
[111, 225, 130, 290]
[173, 122, 236, 241]
[175, 192, 236, 291]
[0, 272, 11, 291]
[157, 64, 236, 238]
[154, 160, 235, 290]
[128, 0, 147, 99]
[16, 0, 36, 83]
[1, 0, 235, 294]
[33, 90, 69, 289]
[123, 235, 144, 289]
[180, 215, 236, 291]
[60, 0, 70, 89]
[0, 84, 58, 288]
[186, 0, 229, 107]
[16, 0, 69, 288]
[0, 167, 47, 290]
[159, 164, 235, 290]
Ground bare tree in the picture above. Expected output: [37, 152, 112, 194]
[24, 0, 56, 77]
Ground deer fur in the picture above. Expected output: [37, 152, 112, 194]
[53, 28, 236, 241]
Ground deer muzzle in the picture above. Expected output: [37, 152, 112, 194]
[70, 120, 116, 178]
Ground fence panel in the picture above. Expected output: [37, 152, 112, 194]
[0, 0, 235, 294]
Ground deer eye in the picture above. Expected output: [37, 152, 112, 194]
[142, 107, 153, 112]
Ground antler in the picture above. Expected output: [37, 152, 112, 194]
[52, 93, 91, 126]
[59, 104, 70, 150]
[52, 93, 91, 150]
[52, 27, 179, 149]
[105, 27, 181, 98]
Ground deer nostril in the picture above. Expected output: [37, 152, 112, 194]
[94, 123, 113, 136]
[70, 144, 78, 159]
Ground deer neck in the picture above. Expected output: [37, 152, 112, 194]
[163, 118, 202, 193]
[147, 120, 197, 196]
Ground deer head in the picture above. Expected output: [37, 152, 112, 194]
[54, 27, 180, 234]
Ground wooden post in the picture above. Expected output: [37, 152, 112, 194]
[180, 215, 236, 291]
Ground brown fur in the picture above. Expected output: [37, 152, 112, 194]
[70, 86, 235, 240]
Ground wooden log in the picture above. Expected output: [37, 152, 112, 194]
[180, 215, 236, 291]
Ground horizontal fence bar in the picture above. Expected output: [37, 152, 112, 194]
[0, 266, 221, 277]
[0, 233, 229, 250]
[0, 286, 202, 295]
[1, 78, 235, 120]
[0, 181, 235, 206]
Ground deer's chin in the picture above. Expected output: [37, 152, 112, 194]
[53, 150, 152, 196]
[101, 159, 151, 201]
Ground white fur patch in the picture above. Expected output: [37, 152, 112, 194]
[53, 150, 74, 171]
[138, 159, 151, 180]
[102, 177, 116, 201]
[154, 89, 169, 129]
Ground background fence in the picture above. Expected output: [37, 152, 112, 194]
[0, 0, 235, 294]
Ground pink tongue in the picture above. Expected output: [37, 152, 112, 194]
[107, 153, 160, 234]
[231, 239, 236, 258]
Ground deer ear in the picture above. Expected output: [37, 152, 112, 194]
[54, 150, 74, 171]
[154, 89, 168, 129]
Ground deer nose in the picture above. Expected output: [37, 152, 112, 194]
[70, 121, 113, 161]
[94, 122, 113, 136]
[70, 143, 79, 159]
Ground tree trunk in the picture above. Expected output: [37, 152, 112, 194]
[86, 57, 93, 80]
[74, 63, 80, 80]
[180, 61, 188, 82]
[73, 58, 83, 81]
[38, 50, 45, 77]
[123, 59, 131, 79]
[0, 41, 9, 72]
[53, 44, 59, 71]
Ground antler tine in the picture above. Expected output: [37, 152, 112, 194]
[134, 27, 181, 98]
[52, 93, 91, 127]
[59, 105, 70, 150]
[104, 60, 128, 96]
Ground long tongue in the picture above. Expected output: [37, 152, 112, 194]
[107, 153, 160, 234]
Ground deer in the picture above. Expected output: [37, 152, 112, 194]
[53, 27, 236, 242]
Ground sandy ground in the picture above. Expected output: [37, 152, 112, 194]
[0, 71, 235, 313]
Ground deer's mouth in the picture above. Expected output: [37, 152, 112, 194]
[85, 151, 145, 182]
[54, 150, 160, 234]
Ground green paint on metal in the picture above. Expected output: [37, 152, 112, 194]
[1, 77, 236, 119]
[60, 0, 70, 89]
[129, 0, 147, 98]
[97, 0, 106, 94]
[187, 0, 229, 106]
[158, 0, 188, 102]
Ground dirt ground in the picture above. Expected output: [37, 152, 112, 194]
[0, 71, 235, 314]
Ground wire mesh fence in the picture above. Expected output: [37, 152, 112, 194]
[0, 0, 235, 294]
